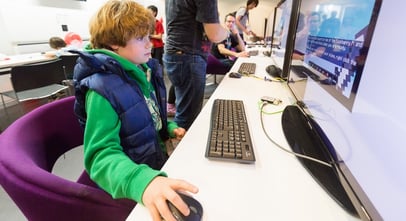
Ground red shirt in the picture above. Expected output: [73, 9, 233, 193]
[151, 19, 164, 48]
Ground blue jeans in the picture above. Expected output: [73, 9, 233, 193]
[163, 52, 207, 130]
[218, 58, 235, 70]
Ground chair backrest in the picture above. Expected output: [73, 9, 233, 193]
[0, 96, 135, 221]
[60, 54, 79, 79]
[206, 53, 230, 75]
[10, 59, 66, 93]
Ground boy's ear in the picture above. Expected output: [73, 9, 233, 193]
[110, 45, 119, 50]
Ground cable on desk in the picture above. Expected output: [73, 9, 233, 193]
[247, 74, 287, 83]
[259, 102, 332, 168]
[257, 100, 284, 115]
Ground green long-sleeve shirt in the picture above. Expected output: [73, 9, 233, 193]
[83, 90, 178, 204]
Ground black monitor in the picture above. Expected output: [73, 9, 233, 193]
[283, 0, 391, 220]
[264, 0, 300, 80]
[262, 5, 281, 55]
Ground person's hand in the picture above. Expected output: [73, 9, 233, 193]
[250, 31, 257, 37]
[44, 51, 58, 58]
[231, 24, 239, 35]
[236, 51, 250, 58]
[173, 127, 186, 140]
[142, 176, 199, 221]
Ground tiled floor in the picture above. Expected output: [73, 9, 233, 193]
[0, 73, 224, 220]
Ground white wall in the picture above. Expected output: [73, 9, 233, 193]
[0, 0, 274, 55]
[218, 0, 276, 39]
[0, 0, 109, 55]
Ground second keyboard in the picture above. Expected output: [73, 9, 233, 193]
[206, 99, 255, 163]
[238, 62, 256, 75]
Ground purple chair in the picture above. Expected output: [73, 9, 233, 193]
[0, 96, 135, 221]
[206, 53, 230, 85]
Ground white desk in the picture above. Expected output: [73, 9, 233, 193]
[126, 52, 360, 221]
[0, 53, 55, 74]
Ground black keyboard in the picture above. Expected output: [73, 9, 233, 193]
[291, 65, 320, 81]
[205, 99, 255, 163]
[238, 62, 256, 75]
[248, 50, 259, 56]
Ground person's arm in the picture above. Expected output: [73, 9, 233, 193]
[84, 90, 166, 203]
[235, 15, 247, 34]
[150, 32, 162, 40]
[150, 21, 164, 40]
[85, 90, 196, 221]
[203, 23, 228, 43]
[167, 120, 185, 140]
[217, 43, 236, 57]
[235, 8, 252, 36]
[231, 24, 246, 52]
[235, 8, 245, 33]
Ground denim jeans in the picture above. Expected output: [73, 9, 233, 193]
[163, 52, 207, 130]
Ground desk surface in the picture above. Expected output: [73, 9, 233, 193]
[126, 48, 360, 221]
[0, 53, 55, 70]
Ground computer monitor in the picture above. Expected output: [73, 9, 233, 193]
[289, 0, 381, 111]
[283, 0, 406, 220]
[265, 0, 300, 80]
[262, 5, 281, 54]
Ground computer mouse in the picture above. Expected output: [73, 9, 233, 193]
[167, 192, 203, 221]
[229, 72, 242, 78]
[266, 65, 282, 78]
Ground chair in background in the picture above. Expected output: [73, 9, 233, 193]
[59, 54, 79, 95]
[206, 53, 230, 85]
[0, 96, 135, 221]
[0, 59, 69, 117]
[205, 54, 230, 98]
[59, 54, 79, 79]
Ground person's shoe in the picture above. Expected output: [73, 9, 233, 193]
[167, 103, 176, 117]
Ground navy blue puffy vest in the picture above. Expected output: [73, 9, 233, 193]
[73, 51, 168, 169]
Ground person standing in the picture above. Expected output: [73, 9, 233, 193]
[164, 0, 229, 130]
[72, 1, 196, 221]
[235, 0, 259, 41]
[147, 5, 164, 65]
[147, 5, 177, 117]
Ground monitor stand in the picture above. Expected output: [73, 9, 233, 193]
[281, 105, 359, 217]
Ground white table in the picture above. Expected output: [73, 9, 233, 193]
[126, 53, 360, 221]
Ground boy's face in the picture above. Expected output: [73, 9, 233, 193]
[112, 35, 152, 64]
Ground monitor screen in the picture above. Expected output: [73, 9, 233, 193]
[289, 0, 380, 111]
[284, 0, 406, 220]
[266, 0, 300, 79]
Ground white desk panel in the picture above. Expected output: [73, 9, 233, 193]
[0, 53, 54, 70]
[126, 56, 359, 221]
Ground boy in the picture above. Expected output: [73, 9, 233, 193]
[72, 1, 197, 221]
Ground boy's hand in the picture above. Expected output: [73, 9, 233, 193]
[142, 176, 198, 221]
[173, 127, 186, 140]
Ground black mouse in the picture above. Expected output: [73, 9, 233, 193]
[167, 192, 203, 221]
[266, 65, 282, 78]
[229, 72, 242, 78]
